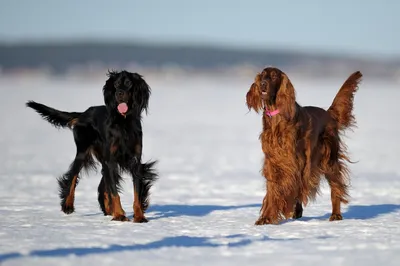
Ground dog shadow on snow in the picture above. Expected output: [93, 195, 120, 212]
[84, 202, 400, 221]
[147, 202, 400, 221]
[148, 203, 260, 220]
[83, 203, 261, 220]
[298, 203, 400, 221]
[0, 234, 302, 263]
[136, 202, 400, 221]
[1, 203, 399, 263]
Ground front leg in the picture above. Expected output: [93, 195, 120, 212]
[255, 185, 280, 225]
[255, 193, 273, 225]
[102, 144, 129, 222]
[133, 176, 148, 223]
[130, 140, 148, 223]
[255, 161, 281, 225]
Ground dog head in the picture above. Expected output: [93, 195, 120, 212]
[246, 67, 296, 120]
[103, 70, 151, 117]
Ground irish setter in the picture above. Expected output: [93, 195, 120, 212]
[246, 67, 362, 225]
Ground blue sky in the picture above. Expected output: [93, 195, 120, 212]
[1, 0, 399, 58]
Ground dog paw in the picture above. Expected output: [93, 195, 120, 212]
[329, 213, 343, 221]
[292, 210, 303, 219]
[133, 216, 149, 223]
[61, 204, 74, 214]
[255, 217, 274, 225]
[111, 215, 130, 222]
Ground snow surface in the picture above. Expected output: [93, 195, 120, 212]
[0, 73, 399, 265]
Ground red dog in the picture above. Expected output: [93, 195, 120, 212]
[246, 67, 362, 225]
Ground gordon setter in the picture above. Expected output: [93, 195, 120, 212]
[26, 70, 158, 222]
[246, 67, 362, 225]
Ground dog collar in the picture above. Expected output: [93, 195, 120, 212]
[265, 108, 280, 118]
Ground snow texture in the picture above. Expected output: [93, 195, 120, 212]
[0, 73, 399, 265]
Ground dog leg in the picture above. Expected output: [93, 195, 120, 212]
[97, 175, 112, 216]
[130, 163, 149, 223]
[326, 170, 348, 221]
[102, 160, 129, 222]
[292, 200, 303, 219]
[329, 190, 343, 221]
[133, 181, 148, 223]
[129, 142, 150, 223]
[58, 151, 87, 214]
[110, 193, 128, 221]
[58, 126, 95, 214]
[255, 194, 273, 225]
[255, 183, 280, 225]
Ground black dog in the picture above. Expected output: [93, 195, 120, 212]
[26, 70, 157, 222]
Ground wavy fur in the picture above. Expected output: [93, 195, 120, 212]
[26, 70, 158, 222]
[246, 67, 362, 224]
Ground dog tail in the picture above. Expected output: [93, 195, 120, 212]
[138, 160, 158, 212]
[26, 101, 82, 129]
[328, 71, 362, 131]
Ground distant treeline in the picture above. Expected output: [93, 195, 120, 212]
[0, 42, 399, 79]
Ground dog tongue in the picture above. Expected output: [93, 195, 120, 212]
[117, 103, 128, 114]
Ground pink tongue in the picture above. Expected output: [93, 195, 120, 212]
[117, 103, 128, 114]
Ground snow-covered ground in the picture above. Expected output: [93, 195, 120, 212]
[0, 72, 399, 265]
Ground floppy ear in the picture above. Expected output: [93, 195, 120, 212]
[103, 70, 117, 111]
[246, 82, 263, 113]
[276, 72, 296, 120]
[130, 73, 151, 114]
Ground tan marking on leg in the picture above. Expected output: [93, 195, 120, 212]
[104, 192, 111, 215]
[65, 175, 77, 209]
[111, 194, 129, 221]
[133, 189, 148, 223]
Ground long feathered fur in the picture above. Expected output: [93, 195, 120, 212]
[26, 101, 81, 128]
[26, 70, 158, 222]
[328, 71, 362, 130]
[246, 67, 362, 225]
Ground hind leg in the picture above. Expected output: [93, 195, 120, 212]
[292, 200, 303, 219]
[97, 174, 112, 216]
[329, 187, 343, 221]
[325, 165, 349, 221]
[58, 151, 87, 214]
[58, 126, 93, 214]
[322, 131, 350, 221]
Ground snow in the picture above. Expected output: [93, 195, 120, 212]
[0, 72, 400, 266]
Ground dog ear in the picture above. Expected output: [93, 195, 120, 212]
[103, 70, 117, 111]
[276, 72, 296, 120]
[246, 74, 263, 113]
[130, 73, 151, 114]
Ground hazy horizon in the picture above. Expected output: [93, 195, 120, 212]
[1, 0, 399, 59]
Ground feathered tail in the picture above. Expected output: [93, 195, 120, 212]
[328, 71, 362, 131]
[26, 101, 81, 128]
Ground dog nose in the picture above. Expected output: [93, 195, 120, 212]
[260, 81, 268, 92]
[116, 90, 124, 98]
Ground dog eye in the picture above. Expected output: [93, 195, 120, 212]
[124, 79, 132, 88]
[114, 80, 121, 88]
[271, 72, 277, 80]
